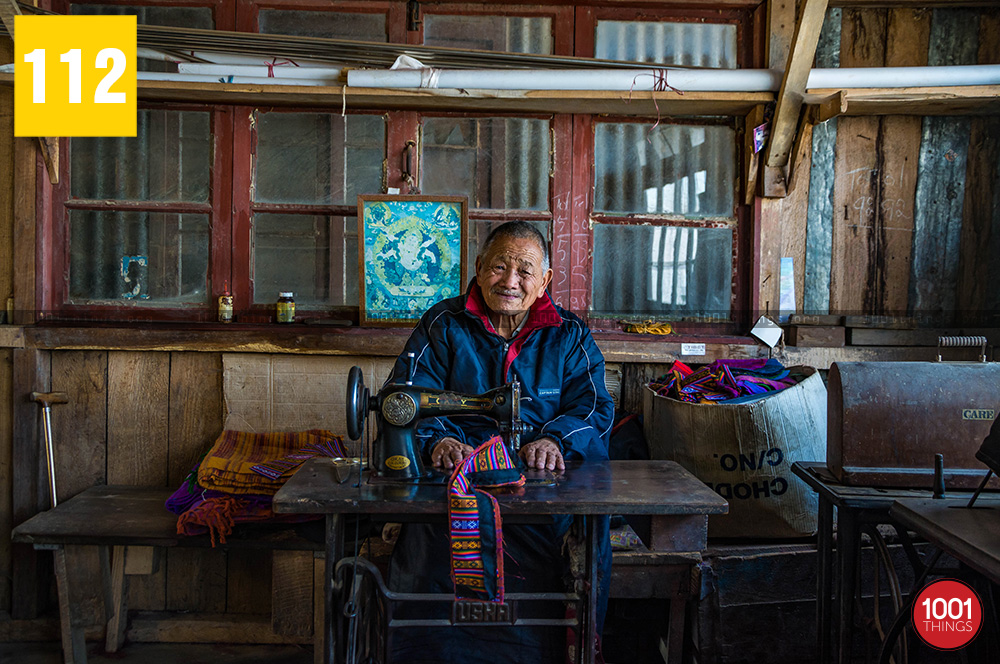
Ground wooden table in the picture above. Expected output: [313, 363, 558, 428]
[273, 458, 728, 664]
[790, 461, 968, 664]
[890, 497, 1000, 585]
[12, 485, 323, 664]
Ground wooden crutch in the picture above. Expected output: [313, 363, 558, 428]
[31, 391, 68, 507]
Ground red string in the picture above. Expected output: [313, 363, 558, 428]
[265, 58, 300, 78]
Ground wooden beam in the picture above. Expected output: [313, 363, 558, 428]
[0, 3, 58, 184]
[765, 0, 831, 176]
[804, 85, 1000, 116]
[0, 0, 18, 40]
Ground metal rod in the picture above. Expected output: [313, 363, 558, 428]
[40, 405, 58, 508]
[967, 469, 994, 509]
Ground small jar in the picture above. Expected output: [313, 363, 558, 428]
[276, 292, 296, 323]
[217, 288, 234, 323]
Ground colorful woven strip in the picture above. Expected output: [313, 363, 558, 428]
[198, 429, 345, 495]
[447, 435, 525, 603]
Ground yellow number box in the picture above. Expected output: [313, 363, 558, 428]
[15, 15, 137, 137]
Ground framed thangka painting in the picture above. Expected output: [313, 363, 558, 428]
[358, 195, 468, 326]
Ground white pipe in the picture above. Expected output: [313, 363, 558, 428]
[138, 71, 337, 86]
[177, 63, 343, 80]
[347, 64, 1000, 92]
[808, 65, 1000, 89]
[348, 67, 783, 91]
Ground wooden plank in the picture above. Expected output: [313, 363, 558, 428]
[782, 121, 814, 316]
[227, 549, 273, 615]
[783, 325, 846, 347]
[804, 85, 1000, 116]
[765, 0, 831, 174]
[271, 550, 314, 637]
[956, 11, 1000, 325]
[1, 73, 774, 118]
[165, 548, 228, 614]
[53, 548, 87, 664]
[12, 134, 35, 325]
[0, 349, 10, 614]
[910, 9, 978, 324]
[167, 352, 222, 485]
[107, 351, 170, 611]
[313, 556, 324, 664]
[50, 352, 107, 501]
[126, 612, 305, 644]
[830, 8, 886, 318]
[1, 36, 13, 330]
[869, 9, 928, 316]
[164, 352, 226, 615]
[11, 348, 49, 619]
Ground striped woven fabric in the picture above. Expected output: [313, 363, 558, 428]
[447, 435, 525, 603]
[198, 429, 346, 495]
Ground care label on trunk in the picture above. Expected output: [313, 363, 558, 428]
[452, 600, 515, 624]
[681, 343, 706, 356]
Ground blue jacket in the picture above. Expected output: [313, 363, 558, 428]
[387, 282, 614, 462]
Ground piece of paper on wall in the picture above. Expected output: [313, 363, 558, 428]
[750, 315, 783, 349]
[778, 257, 796, 323]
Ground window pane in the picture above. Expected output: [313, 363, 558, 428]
[252, 213, 358, 307]
[258, 10, 387, 41]
[423, 14, 552, 54]
[69, 211, 209, 304]
[594, 123, 734, 218]
[421, 118, 550, 210]
[71, 3, 213, 28]
[595, 20, 737, 68]
[255, 113, 385, 206]
[71, 111, 211, 202]
[591, 224, 732, 318]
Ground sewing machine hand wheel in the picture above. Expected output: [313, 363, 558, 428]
[346, 366, 369, 441]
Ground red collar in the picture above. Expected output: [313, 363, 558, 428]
[465, 281, 562, 338]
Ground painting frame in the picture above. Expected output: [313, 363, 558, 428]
[357, 194, 469, 327]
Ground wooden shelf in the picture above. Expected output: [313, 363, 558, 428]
[0, 324, 957, 368]
[0, 72, 768, 116]
[804, 85, 1000, 119]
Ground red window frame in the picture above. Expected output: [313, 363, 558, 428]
[36, 0, 759, 333]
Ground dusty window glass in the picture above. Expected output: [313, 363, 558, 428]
[594, 122, 734, 218]
[591, 224, 732, 318]
[423, 15, 552, 53]
[255, 112, 385, 206]
[71, 111, 211, 203]
[421, 117, 550, 211]
[252, 214, 357, 306]
[258, 10, 387, 40]
[595, 20, 736, 68]
[69, 211, 209, 304]
[467, 220, 550, 275]
[71, 4, 214, 71]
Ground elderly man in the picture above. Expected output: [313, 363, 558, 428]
[385, 221, 614, 663]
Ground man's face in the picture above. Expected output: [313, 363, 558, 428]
[475, 236, 553, 317]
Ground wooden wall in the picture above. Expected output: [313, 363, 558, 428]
[799, 6, 1000, 325]
[1, 350, 320, 633]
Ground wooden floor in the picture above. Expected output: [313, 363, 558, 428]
[0, 642, 312, 663]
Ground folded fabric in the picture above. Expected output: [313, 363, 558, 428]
[448, 435, 525, 603]
[198, 429, 346, 495]
[648, 358, 797, 404]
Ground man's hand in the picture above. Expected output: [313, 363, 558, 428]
[519, 437, 565, 471]
[431, 437, 474, 469]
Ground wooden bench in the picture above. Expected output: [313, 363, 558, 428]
[11, 485, 325, 664]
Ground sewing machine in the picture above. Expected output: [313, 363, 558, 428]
[345, 356, 524, 482]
